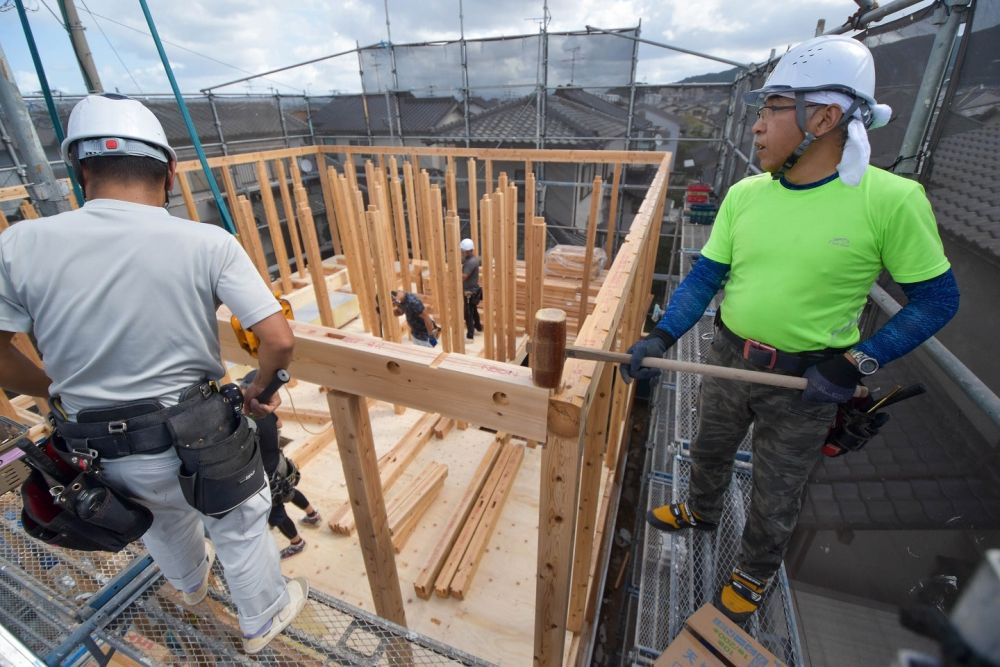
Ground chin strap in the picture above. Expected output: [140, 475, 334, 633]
[772, 92, 863, 181]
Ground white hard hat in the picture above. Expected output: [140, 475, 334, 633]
[460, 238, 475, 251]
[744, 35, 877, 126]
[61, 94, 176, 165]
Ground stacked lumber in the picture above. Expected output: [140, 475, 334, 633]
[385, 461, 448, 552]
[413, 436, 524, 600]
[544, 244, 607, 280]
[327, 412, 438, 535]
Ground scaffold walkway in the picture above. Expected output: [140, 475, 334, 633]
[0, 493, 493, 666]
[630, 222, 805, 665]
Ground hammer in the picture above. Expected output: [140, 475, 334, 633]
[530, 308, 867, 397]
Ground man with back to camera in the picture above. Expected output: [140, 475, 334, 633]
[620, 36, 959, 623]
[0, 94, 308, 653]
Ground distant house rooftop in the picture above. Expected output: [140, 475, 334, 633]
[311, 93, 460, 137]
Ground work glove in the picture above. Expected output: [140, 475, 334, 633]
[620, 329, 676, 384]
[802, 354, 863, 403]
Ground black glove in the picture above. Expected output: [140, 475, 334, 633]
[803, 354, 863, 403]
[620, 329, 675, 384]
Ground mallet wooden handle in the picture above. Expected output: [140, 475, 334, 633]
[566, 345, 869, 398]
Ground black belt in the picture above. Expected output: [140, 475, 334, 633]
[51, 381, 219, 461]
[716, 322, 842, 375]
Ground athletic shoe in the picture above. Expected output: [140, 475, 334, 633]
[299, 512, 321, 526]
[646, 502, 717, 532]
[280, 540, 306, 559]
[243, 577, 309, 654]
[714, 567, 769, 625]
[181, 539, 215, 606]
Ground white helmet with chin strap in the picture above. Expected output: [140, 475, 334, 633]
[61, 93, 176, 166]
[744, 35, 884, 179]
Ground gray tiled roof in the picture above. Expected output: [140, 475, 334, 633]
[311, 94, 459, 135]
[926, 123, 1000, 259]
[433, 89, 642, 147]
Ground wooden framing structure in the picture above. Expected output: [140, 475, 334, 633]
[1, 144, 669, 666]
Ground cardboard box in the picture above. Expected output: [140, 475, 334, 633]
[654, 604, 786, 667]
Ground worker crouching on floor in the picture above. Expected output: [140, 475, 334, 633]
[0, 94, 308, 654]
[391, 289, 441, 347]
[620, 36, 959, 624]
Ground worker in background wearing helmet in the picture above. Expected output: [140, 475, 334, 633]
[0, 94, 307, 653]
[620, 36, 959, 624]
[460, 238, 483, 340]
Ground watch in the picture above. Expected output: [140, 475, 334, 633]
[848, 349, 879, 375]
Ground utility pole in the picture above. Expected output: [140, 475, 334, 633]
[57, 0, 103, 93]
[0, 42, 70, 216]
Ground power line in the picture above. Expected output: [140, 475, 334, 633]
[78, 0, 143, 93]
[77, 8, 305, 93]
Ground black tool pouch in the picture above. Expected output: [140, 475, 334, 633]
[18, 438, 153, 552]
[169, 395, 265, 518]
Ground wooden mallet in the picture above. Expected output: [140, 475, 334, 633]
[530, 308, 867, 397]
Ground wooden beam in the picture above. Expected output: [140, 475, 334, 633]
[319, 145, 666, 165]
[285, 425, 336, 469]
[413, 438, 503, 598]
[450, 443, 524, 600]
[256, 161, 293, 293]
[217, 317, 548, 441]
[326, 391, 407, 626]
[387, 461, 448, 552]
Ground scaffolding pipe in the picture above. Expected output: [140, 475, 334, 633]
[357, 42, 374, 145]
[304, 94, 316, 144]
[200, 46, 361, 93]
[869, 284, 1000, 430]
[460, 0, 472, 148]
[275, 92, 290, 148]
[894, 0, 970, 177]
[623, 21, 641, 151]
[207, 93, 227, 156]
[0, 43, 70, 217]
[585, 25, 751, 70]
[138, 0, 235, 234]
[13, 0, 84, 205]
[826, 0, 933, 34]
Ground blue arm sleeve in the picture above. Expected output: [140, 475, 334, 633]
[654, 257, 729, 339]
[855, 269, 959, 365]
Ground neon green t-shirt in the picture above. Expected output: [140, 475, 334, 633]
[700, 166, 950, 352]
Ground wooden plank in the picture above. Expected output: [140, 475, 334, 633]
[449, 444, 524, 600]
[295, 192, 335, 327]
[256, 161, 293, 293]
[326, 391, 407, 626]
[387, 462, 448, 552]
[275, 160, 306, 278]
[285, 425, 336, 469]
[328, 412, 438, 535]
[434, 442, 515, 597]
[604, 162, 622, 261]
[413, 438, 503, 598]
[432, 416, 454, 440]
[578, 177, 603, 325]
[177, 172, 199, 221]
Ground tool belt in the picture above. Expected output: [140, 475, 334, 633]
[270, 454, 301, 505]
[716, 319, 844, 375]
[17, 436, 153, 552]
[464, 285, 483, 305]
[50, 381, 266, 518]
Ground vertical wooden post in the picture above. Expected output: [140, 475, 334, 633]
[577, 177, 603, 327]
[467, 158, 479, 252]
[567, 363, 614, 632]
[275, 160, 306, 279]
[428, 186, 451, 351]
[446, 212, 465, 355]
[326, 391, 408, 626]
[353, 188, 380, 335]
[445, 156, 458, 215]
[219, 166, 240, 220]
[0, 210, 9, 232]
[532, 217, 547, 343]
[317, 153, 343, 255]
[493, 189, 507, 361]
[484, 159, 493, 198]
[178, 172, 199, 221]
[295, 190, 335, 327]
[390, 170, 411, 293]
[505, 181, 517, 360]
[481, 195, 495, 361]
[402, 162, 423, 294]
[345, 158, 359, 193]
[367, 204, 401, 342]
[255, 161, 293, 294]
[19, 201, 39, 220]
[236, 196, 269, 283]
[604, 163, 622, 262]
[331, 174, 373, 333]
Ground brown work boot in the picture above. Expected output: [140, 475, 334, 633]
[714, 567, 769, 625]
[646, 502, 717, 533]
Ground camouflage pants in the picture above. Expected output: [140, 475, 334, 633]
[688, 333, 837, 581]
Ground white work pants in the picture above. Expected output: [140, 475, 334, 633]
[99, 448, 289, 635]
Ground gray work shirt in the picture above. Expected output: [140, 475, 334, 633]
[0, 199, 280, 416]
[462, 255, 481, 291]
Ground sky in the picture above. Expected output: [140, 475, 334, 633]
[0, 0, 929, 99]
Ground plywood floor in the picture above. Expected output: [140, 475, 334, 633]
[235, 308, 543, 665]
